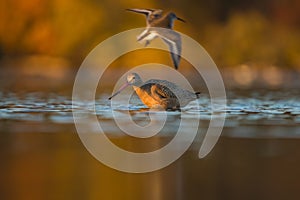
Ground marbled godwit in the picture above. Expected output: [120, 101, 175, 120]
[109, 73, 200, 110]
[126, 8, 185, 70]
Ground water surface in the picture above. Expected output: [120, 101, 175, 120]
[1, 90, 300, 200]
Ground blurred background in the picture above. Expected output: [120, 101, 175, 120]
[1, 0, 300, 91]
[1, 1, 300, 200]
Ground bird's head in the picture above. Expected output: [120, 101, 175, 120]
[168, 12, 185, 23]
[126, 73, 143, 86]
[108, 73, 143, 100]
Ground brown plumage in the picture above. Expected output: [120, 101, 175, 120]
[109, 73, 200, 110]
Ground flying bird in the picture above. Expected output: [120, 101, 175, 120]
[126, 8, 185, 70]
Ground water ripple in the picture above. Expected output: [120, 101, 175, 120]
[0, 91, 300, 128]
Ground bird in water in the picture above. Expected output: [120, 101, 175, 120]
[108, 73, 200, 110]
[126, 8, 185, 70]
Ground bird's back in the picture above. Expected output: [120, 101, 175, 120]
[147, 10, 164, 26]
[145, 79, 198, 106]
[150, 12, 173, 28]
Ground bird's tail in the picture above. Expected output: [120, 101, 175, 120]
[195, 92, 201, 99]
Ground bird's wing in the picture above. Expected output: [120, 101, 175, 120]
[157, 30, 182, 70]
[126, 9, 162, 26]
[126, 8, 154, 16]
[152, 84, 177, 99]
[137, 28, 150, 41]
[137, 29, 160, 47]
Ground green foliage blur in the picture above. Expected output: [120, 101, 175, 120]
[0, 0, 300, 68]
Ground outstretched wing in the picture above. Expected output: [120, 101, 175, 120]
[157, 30, 182, 70]
[126, 8, 154, 16]
[137, 29, 158, 43]
[126, 9, 163, 26]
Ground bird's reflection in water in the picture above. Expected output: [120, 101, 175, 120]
[108, 107, 182, 153]
[128, 107, 181, 132]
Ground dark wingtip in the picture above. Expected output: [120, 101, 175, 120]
[125, 8, 134, 12]
[195, 92, 201, 98]
[172, 55, 181, 70]
[173, 62, 179, 70]
[125, 8, 136, 12]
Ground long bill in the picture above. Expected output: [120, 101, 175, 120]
[177, 17, 186, 23]
[108, 82, 130, 100]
